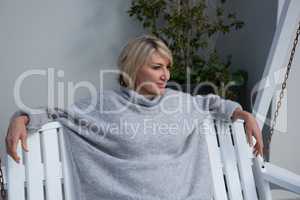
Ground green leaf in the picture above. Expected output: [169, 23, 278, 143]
[127, 0, 246, 94]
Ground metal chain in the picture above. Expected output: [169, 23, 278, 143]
[266, 22, 300, 153]
[0, 158, 6, 199]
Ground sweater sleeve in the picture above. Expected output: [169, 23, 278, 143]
[193, 94, 242, 121]
[9, 100, 90, 133]
[10, 107, 54, 133]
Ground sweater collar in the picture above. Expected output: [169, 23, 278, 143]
[117, 85, 165, 107]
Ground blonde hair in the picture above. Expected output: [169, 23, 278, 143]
[117, 35, 173, 90]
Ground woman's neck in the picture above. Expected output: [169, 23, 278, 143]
[135, 90, 159, 100]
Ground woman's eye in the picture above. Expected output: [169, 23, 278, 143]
[151, 65, 170, 70]
[152, 65, 160, 69]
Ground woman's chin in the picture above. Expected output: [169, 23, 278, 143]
[159, 88, 166, 94]
[138, 86, 166, 96]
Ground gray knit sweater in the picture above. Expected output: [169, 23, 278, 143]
[13, 85, 242, 200]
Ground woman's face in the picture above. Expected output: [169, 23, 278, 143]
[135, 52, 171, 97]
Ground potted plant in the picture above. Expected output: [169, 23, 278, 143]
[128, 0, 247, 105]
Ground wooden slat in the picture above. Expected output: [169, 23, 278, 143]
[262, 162, 300, 194]
[203, 118, 228, 200]
[5, 121, 76, 200]
[40, 122, 63, 200]
[232, 120, 258, 200]
[216, 120, 243, 200]
[57, 126, 76, 200]
[25, 130, 44, 200]
[6, 142, 25, 200]
[253, 157, 273, 200]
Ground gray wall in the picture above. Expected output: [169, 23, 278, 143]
[0, 0, 144, 156]
[271, 45, 300, 200]
[1, 1, 299, 199]
[0, 0, 279, 155]
[216, 0, 278, 111]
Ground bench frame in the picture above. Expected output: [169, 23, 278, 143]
[1, 118, 300, 200]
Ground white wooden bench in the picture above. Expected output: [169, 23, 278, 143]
[205, 117, 300, 200]
[1, 117, 300, 200]
[2, 122, 76, 200]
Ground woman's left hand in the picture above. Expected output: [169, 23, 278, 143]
[232, 108, 264, 157]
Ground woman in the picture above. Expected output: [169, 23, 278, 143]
[6, 35, 263, 200]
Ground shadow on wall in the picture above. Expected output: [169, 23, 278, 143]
[216, 0, 278, 112]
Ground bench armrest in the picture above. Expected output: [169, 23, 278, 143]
[261, 162, 300, 195]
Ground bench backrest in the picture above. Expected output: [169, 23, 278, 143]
[203, 117, 260, 200]
[6, 122, 75, 200]
[5, 119, 267, 200]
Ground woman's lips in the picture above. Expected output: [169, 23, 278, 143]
[157, 83, 166, 88]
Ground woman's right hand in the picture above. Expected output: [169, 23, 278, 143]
[5, 115, 29, 163]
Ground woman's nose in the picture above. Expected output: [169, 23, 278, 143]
[161, 68, 170, 81]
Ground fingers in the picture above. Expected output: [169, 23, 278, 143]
[248, 126, 262, 156]
[254, 128, 264, 157]
[20, 134, 29, 152]
[248, 130, 262, 157]
[244, 115, 264, 157]
[245, 127, 253, 147]
[11, 142, 20, 163]
[259, 142, 264, 157]
[252, 138, 264, 157]
[253, 143, 259, 157]
[5, 119, 29, 164]
[6, 136, 20, 163]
